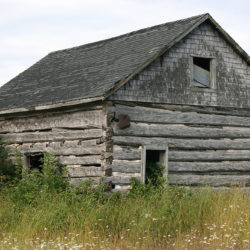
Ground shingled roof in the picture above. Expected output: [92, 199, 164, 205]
[0, 13, 249, 113]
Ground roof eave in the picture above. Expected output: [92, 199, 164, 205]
[0, 96, 104, 116]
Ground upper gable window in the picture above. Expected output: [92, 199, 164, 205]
[192, 57, 215, 88]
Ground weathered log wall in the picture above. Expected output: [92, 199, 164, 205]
[105, 102, 250, 189]
[0, 104, 108, 184]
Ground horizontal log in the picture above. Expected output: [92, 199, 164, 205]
[169, 150, 250, 162]
[115, 104, 250, 127]
[113, 136, 250, 150]
[67, 166, 103, 177]
[168, 174, 250, 186]
[150, 103, 250, 117]
[112, 145, 141, 160]
[59, 155, 101, 165]
[0, 129, 102, 143]
[168, 162, 250, 173]
[0, 109, 103, 133]
[113, 123, 250, 139]
[109, 160, 141, 173]
[111, 101, 250, 117]
[16, 140, 104, 156]
[112, 172, 140, 177]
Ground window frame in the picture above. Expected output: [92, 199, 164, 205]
[190, 55, 216, 90]
[24, 153, 44, 171]
[141, 145, 168, 184]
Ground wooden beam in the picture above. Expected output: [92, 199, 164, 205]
[59, 155, 101, 165]
[169, 150, 250, 162]
[168, 174, 250, 186]
[113, 136, 250, 150]
[1, 129, 102, 143]
[168, 161, 250, 173]
[0, 109, 103, 133]
[114, 104, 250, 127]
[113, 122, 250, 139]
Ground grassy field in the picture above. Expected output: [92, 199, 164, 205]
[0, 182, 249, 249]
[0, 152, 249, 249]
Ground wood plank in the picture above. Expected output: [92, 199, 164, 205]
[115, 104, 250, 127]
[0, 109, 103, 133]
[59, 155, 101, 165]
[67, 166, 103, 177]
[17, 142, 104, 156]
[112, 101, 250, 117]
[168, 161, 250, 173]
[168, 174, 250, 186]
[113, 136, 250, 150]
[169, 150, 250, 162]
[109, 160, 141, 173]
[0, 129, 102, 143]
[112, 172, 140, 177]
[112, 145, 141, 160]
[113, 122, 250, 139]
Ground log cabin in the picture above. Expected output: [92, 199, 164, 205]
[0, 13, 250, 191]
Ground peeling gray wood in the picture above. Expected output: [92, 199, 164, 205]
[0, 129, 102, 143]
[109, 22, 250, 108]
[0, 109, 103, 133]
[169, 150, 250, 162]
[168, 161, 250, 172]
[60, 155, 101, 165]
[112, 145, 141, 160]
[108, 160, 141, 173]
[115, 104, 250, 127]
[113, 136, 250, 150]
[168, 174, 250, 186]
[67, 166, 103, 177]
[112, 102, 250, 117]
[17, 143, 104, 156]
[113, 122, 250, 139]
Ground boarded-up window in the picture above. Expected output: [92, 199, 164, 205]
[193, 57, 211, 87]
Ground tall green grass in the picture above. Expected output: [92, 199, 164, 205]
[0, 148, 249, 249]
[0, 181, 249, 248]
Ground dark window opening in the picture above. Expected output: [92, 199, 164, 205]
[145, 150, 165, 186]
[193, 57, 210, 71]
[193, 57, 211, 88]
[27, 153, 44, 172]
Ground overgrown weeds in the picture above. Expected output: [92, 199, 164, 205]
[0, 143, 22, 187]
[0, 148, 249, 249]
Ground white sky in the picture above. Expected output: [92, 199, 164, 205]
[0, 0, 249, 87]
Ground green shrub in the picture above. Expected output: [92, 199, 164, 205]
[145, 161, 165, 187]
[11, 153, 69, 204]
[0, 142, 22, 186]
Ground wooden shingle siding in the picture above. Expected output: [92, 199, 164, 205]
[110, 22, 250, 108]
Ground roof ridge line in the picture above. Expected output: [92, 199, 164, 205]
[49, 13, 208, 55]
[103, 13, 210, 99]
